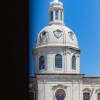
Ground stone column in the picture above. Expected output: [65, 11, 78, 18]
[66, 49, 71, 73]
[53, 10, 55, 22]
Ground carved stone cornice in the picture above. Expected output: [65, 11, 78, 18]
[46, 48, 64, 54]
[32, 50, 38, 55]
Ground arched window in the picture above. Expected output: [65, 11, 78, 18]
[39, 56, 45, 70]
[72, 55, 76, 70]
[98, 93, 100, 100]
[55, 89, 66, 100]
[83, 93, 90, 100]
[50, 11, 53, 21]
[55, 54, 62, 68]
[60, 11, 62, 20]
[55, 9, 58, 20]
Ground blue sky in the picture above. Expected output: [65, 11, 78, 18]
[29, 0, 100, 76]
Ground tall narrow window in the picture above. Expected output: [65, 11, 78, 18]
[39, 56, 45, 70]
[50, 11, 53, 21]
[55, 54, 62, 68]
[60, 11, 62, 20]
[55, 9, 58, 20]
[98, 93, 100, 100]
[29, 92, 36, 100]
[83, 93, 90, 100]
[72, 55, 76, 70]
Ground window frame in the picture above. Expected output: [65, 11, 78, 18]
[83, 92, 90, 100]
[55, 54, 62, 68]
[72, 55, 76, 70]
[60, 11, 62, 20]
[39, 56, 45, 70]
[55, 9, 58, 20]
[98, 93, 100, 100]
[50, 11, 53, 21]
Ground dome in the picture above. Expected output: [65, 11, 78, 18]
[36, 24, 79, 49]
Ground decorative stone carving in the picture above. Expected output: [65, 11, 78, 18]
[66, 49, 71, 54]
[46, 47, 64, 54]
[82, 88, 91, 93]
[52, 84, 67, 90]
[95, 88, 100, 93]
[54, 29, 63, 39]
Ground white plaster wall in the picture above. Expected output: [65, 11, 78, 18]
[38, 83, 45, 100]
[37, 81, 82, 100]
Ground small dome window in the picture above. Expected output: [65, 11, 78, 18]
[68, 31, 74, 40]
[40, 31, 46, 38]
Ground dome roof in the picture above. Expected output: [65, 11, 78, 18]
[36, 24, 79, 49]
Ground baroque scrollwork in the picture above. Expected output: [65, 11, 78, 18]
[52, 84, 67, 90]
[82, 88, 91, 93]
[53, 29, 63, 39]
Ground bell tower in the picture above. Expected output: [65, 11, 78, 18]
[49, 0, 64, 25]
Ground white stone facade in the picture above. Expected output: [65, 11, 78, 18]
[29, 0, 100, 100]
[33, 47, 80, 74]
[29, 75, 100, 100]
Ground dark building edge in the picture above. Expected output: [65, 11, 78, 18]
[1, 0, 29, 100]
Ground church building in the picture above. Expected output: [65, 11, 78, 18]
[29, 0, 100, 100]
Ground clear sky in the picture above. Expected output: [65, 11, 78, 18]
[29, 0, 100, 76]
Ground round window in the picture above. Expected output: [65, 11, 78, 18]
[40, 31, 46, 38]
[55, 89, 66, 100]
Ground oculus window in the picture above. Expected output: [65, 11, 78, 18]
[55, 89, 66, 100]
[40, 31, 46, 38]
[55, 54, 62, 68]
[72, 55, 76, 70]
[83, 93, 90, 100]
[39, 56, 45, 70]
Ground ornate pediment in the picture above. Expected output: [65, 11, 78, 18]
[52, 84, 67, 90]
[95, 88, 100, 93]
[82, 88, 91, 93]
